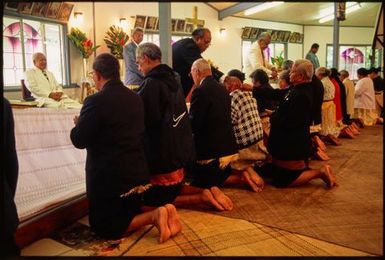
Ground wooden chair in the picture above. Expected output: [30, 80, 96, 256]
[21, 79, 34, 101]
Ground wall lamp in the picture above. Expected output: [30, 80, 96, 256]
[120, 18, 129, 30]
[74, 12, 83, 25]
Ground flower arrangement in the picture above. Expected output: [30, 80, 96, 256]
[271, 51, 284, 70]
[103, 25, 129, 59]
[68, 28, 100, 59]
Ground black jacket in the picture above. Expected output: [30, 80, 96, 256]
[70, 79, 150, 199]
[189, 76, 238, 160]
[253, 82, 313, 160]
[311, 75, 324, 125]
[3, 98, 20, 251]
[138, 64, 195, 174]
[172, 38, 224, 97]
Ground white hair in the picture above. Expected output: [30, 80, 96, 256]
[192, 58, 211, 72]
[32, 52, 45, 62]
[294, 59, 313, 81]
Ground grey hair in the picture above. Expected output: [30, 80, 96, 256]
[257, 32, 271, 41]
[192, 58, 211, 72]
[32, 52, 45, 61]
[294, 59, 313, 81]
[278, 69, 291, 84]
[131, 27, 143, 37]
[136, 42, 161, 61]
[283, 59, 294, 71]
[315, 67, 330, 77]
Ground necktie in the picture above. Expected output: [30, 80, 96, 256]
[261, 49, 266, 67]
[42, 70, 49, 82]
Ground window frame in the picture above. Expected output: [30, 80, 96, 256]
[2, 13, 70, 91]
[325, 43, 382, 80]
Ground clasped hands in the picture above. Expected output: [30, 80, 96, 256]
[49, 92, 63, 101]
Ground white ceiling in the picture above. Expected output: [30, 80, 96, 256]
[206, 2, 382, 27]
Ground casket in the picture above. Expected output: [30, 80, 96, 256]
[12, 108, 88, 247]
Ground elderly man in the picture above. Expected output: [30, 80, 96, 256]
[123, 27, 144, 89]
[305, 43, 320, 70]
[71, 53, 181, 243]
[24, 52, 81, 108]
[243, 32, 277, 82]
[189, 58, 258, 191]
[172, 28, 224, 98]
[253, 59, 337, 189]
[136, 43, 233, 211]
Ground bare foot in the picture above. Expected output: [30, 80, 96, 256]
[164, 204, 182, 237]
[241, 168, 264, 192]
[154, 206, 171, 243]
[315, 147, 330, 161]
[320, 164, 337, 188]
[210, 186, 233, 210]
[313, 135, 326, 151]
[202, 188, 225, 211]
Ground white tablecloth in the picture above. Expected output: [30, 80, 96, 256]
[13, 108, 86, 221]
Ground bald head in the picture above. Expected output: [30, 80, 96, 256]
[32, 52, 47, 70]
[191, 58, 212, 86]
[289, 59, 313, 85]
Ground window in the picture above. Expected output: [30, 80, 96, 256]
[143, 33, 187, 46]
[326, 44, 382, 80]
[3, 16, 67, 89]
[241, 40, 287, 71]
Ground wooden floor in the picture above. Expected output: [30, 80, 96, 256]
[21, 125, 383, 257]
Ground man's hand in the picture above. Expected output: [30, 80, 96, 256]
[73, 115, 79, 125]
[49, 92, 63, 101]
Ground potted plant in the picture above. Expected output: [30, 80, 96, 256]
[271, 51, 284, 71]
[103, 25, 129, 60]
[68, 27, 100, 59]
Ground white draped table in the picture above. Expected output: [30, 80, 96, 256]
[13, 108, 86, 221]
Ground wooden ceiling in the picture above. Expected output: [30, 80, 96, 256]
[206, 2, 381, 27]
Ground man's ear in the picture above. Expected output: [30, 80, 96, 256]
[94, 71, 102, 81]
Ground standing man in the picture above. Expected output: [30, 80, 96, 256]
[305, 43, 320, 70]
[243, 32, 277, 82]
[24, 52, 81, 108]
[123, 28, 144, 90]
[3, 98, 20, 257]
[172, 28, 224, 98]
[70, 53, 181, 243]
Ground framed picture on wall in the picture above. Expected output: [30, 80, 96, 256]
[4, 2, 19, 12]
[57, 2, 74, 22]
[249, 28, 259, 39]
[289, 32, 299, 43]
[296, 33, 304, 43]
[242, 27, 251, 39]
[45, 2, 62, 19]
[175, 19, 186, 33]
[18, 2, 34, 15]
[171, 19, 177, 32]
[145, 16, 158, 31]
[134, 15, 147, 29]
[185, 23, 194, 33]
[31, 2, 49, 17]
[277, 31, 285, 42]
[271, 30, 279, 42]
[283, 31, 291, 42]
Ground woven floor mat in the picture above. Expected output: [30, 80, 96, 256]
[194, 125, 383, 255]
[124, 210, 371, 256]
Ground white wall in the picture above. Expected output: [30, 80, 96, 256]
[67, 2, 375, 84]
[304, 26, 375, 67]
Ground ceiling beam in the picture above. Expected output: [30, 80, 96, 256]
[218, 2, 264, 20]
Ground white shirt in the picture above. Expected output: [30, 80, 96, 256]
[354, 77, 375, 109]
[243, 41, 274, 81]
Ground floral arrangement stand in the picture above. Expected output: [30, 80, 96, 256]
[68, 28, 100, 102]
[103, 25, 129, 79]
